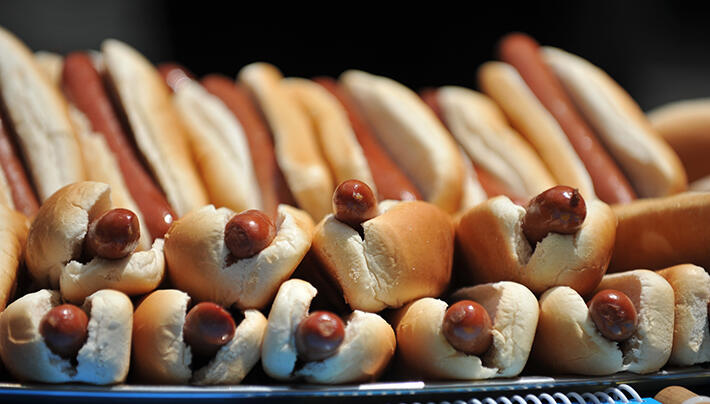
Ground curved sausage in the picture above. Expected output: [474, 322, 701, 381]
[40, 304, 89, 359]
[587, 289, 638, 341]
[442, 300, 493, 356]
[183, 302, 236, 358]
[314, 77, 422, 202]
[295, 310, 345, 362]
[85, 208, 140, 259]
[0, 109, 39, 216]
[522, 185, 586, 245]
[224, 209, 276, 259]
[61, 52, 176, 238]
[498, 33, 636, 204]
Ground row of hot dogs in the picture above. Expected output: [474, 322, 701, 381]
[0, 25, 709, 386]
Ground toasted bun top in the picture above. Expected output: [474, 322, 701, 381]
[165, 204, 314, 309]
[0, 205, 29, 310]
[0, 27, 84, 201]
[102, 39, 208, 217]
[313, 200, 454, 312]
[543, 47, 687, 198]
[437, 86, 556, 199]
[25, 181, 111, 289]
[340, 70, 465, 214]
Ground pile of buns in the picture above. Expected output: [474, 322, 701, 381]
[0, 26, 709, 386]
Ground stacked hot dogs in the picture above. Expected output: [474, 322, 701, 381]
[0, 25, 709, 386]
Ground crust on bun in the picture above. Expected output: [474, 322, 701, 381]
[131, 289, 267, 385]
[395, 281, 538, 380]
[261, 279, 396, 384]
[34, 51, 64, 87]
[165, 204, 314, 309]
[0, 289, 132, 384]
[0, 205, 29, 310]
[456, 195, 616, 296]
[340, 70, 465, 214]
[312, 200, 454, 312]
[657, 264, 710, 366]
[533, 270, 674, 375]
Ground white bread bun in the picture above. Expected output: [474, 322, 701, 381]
[0, 166, 12, 211]
[25, 181, 165, 300]
[457, 195, 616, 296]
[172, 78, 262, 213]
[0, 205, 29, 310]
[609, 192, 710, 272]
[657, 264, 710, 366]
[478, 61, 596, 200]
[165, 204, 314, 309]
[0, 27, 85, 201]
[648, 99, 710, 183]
[131, 289, 267, 385]
[340, 70, 465, 214]
[261, 279, 395, 384]
[437, 86, 556, 200]
[543, 47, 687, 198]
[283, 77, 377, 195]
[312, 200, 454, 312]
[0, 289, 132, 384]
[395, 282, 538, 380]
[458, 148, 488, 212]
[239, 63, 334, 221]
[533, 270, 674, 375]
[34, 51, 63, 87]
[102, 39, 208, 217]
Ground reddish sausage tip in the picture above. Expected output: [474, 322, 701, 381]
[295, 311, 345, 362]
[521, 185, 586, 245]
[183, 302, 236, 358]
[587, 289, 638, 341]
[40, 304, 89, 359]
[332, 180, 378, 227]
[442, 300, 493, 356]
[224, 210, 276, 259]
[85, 208, 140, 259]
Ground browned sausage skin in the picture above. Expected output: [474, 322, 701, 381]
[587, 289, 638, 341]
[442, 300, 493, 356]
[182, 302, 236, 358]
[84, 208, 141, 260]
[332, 179, 378, 228]
[39, 304, 89, 359]
[521, 185, 586, 245]
[295, 310, 345, 362]
[224, 209, 276, 259]
[0, 108, 39, 216]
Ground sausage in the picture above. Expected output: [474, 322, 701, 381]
[332, 179, 378, 228]
[84, 208, 141, 259]
[201, 75, 296, 219]
[182, 302, 236, 358]
[295, 310, 345, 362]
[521, 185, 586, 245]
[441, 300, 493, 356]
[39, 304, 89, 359]
[498, 33, 637, 204]
[61, 52, 176, 238]
[157, 62, 194, 93]
[314, 77, 422, 202]
[0, 110, 39, 216]
[224, 209, 276, 259]
[587, 289, 638, 341]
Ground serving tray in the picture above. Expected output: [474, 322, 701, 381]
[1, 366, 708, 403]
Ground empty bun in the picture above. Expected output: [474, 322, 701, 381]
[165, 204, 314, 309]
[0, 289, 133, 384]
[456, 195, 616, 296]
[395, 281, 538, 380]
[312, 200, 454, 312]
[0, 205, 29, 310]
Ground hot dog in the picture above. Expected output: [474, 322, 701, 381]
[393, 281, 538, 380]
[0, 289, 133, 384]
[25, 182, 165, 303]
[261, 279, 395, 383]
[61, 52, 175, 239]
[456, 186, 616, 296]
[533, 270, 673, 375]
[0, 109, 39, 216]
[131, 289, 266, 385]
[314, 77, 422, 202]
[0, 204, 29, 311]
[497, 33, 637, 204]
[164, 203, 313, 310]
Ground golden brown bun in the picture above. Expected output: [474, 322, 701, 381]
[340, 70, 465, 214]
[457, 148, 489, 212]
[543, 47, 687, 198]
[437, 86, 556, 199]
[0, 27, 85, 201]
[131, 289, 267, 385]
[478, 61, 596, 200]
[533, 270, 673, 375]
[102, 39, 208, 217]
[165, 204, 313, 309]
[0, 289, 133, 384]
[34, 51, 63, 87]
[648, 99, 710, 183]
[171, 78, 262, 213]
[658, 264, 710, 366]
[261, 279, 396, 383]
[457, 195, 616, 296]
[239, 63, 334, 221]
[312, 200, 454, 312]
[283, 78, 377, 195]
[609, 192, 710, 272]
[25, 181, 165, 300]
[0, 205, 29, 310]
[395, 282, 538, 380]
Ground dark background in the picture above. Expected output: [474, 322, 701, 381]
[1, 1, 709, 111]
